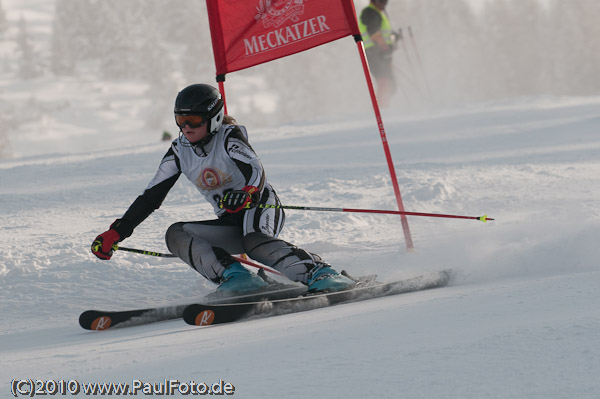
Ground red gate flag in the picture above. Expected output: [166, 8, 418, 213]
[207, 0, 361, 75]
[206, 0, 415, 250]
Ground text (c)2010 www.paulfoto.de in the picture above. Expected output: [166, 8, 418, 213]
[10, 378, 236, 397]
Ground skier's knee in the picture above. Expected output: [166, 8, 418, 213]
[242, 232, 286, 262]
[165, 222, 186, 253]
[243, 232, 314, 282]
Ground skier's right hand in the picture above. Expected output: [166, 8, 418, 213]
[91, 229, 120, 260]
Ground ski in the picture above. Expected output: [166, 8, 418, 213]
[182, 270, 452, 327]
[79, 283, 307, 331]
[79, 305, 188, 331]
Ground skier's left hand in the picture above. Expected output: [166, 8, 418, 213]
[221, 186, 259, 213]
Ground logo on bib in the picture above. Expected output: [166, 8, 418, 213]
[196, 168, 232, 191]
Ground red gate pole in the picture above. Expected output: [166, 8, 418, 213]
[353, 36, 414, 250]
[217, 75, 228, 114]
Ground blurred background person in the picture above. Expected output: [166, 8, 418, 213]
[359, 0, 398, 107]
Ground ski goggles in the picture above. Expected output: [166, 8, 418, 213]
[175, 114, 207, 128]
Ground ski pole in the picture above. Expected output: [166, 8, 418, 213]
[112, 245, 176, 258]
[407, 26, 433, 100]
[112, 245, 283, 276]
[249, 204, 494, 222]
[397, 27, 425, 99]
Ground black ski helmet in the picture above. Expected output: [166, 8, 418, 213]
[174, 84, 225, 136]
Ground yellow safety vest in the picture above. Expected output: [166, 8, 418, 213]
[358, 4, 394, 49]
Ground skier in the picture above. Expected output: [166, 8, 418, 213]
[91, 83, 355, 294]
[359, 0, 398, 107]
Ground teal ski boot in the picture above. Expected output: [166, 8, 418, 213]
[307, 263, 355, 293]
[217, 262, 268, 294]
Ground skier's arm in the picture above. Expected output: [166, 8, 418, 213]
[114, 145, 182, 239]
[225, 127, 265, 193]
[219, 127, 266, 213]
[91, 145, 181, 260]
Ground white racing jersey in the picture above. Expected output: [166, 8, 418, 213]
[154, 124, 264, 215]
[115, 124, 268, 238]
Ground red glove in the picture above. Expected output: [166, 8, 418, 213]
[221, 186, 259, 213]
[91, 229, 120, 260]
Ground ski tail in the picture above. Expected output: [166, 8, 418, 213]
[79, 305, 188, 331]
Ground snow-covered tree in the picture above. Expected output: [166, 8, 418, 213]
[15, 16, 42, 79]
[546, 0, 600, 95]
[140, 28, 178, 130]
[50, 0, 76, 75]
[0, 0, 7, 37]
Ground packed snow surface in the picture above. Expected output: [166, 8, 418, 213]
[2, 93, 600, 398]
[2, 0, 600, 396]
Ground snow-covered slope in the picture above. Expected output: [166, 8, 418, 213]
[2, 95, 600, 398]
